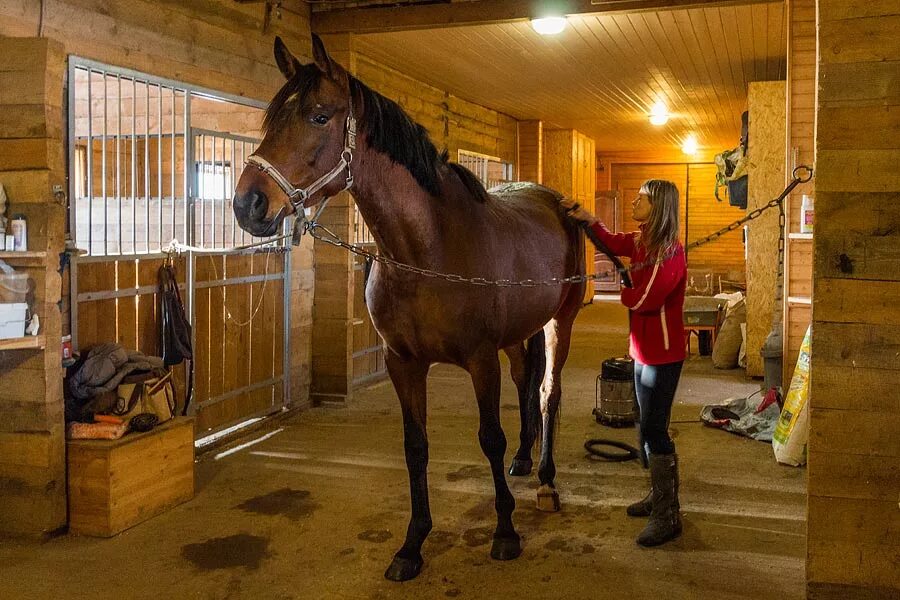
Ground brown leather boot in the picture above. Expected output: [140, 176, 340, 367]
[636, 453, 682, 547]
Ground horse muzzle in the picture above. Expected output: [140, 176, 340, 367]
[233, 190, 282, 237]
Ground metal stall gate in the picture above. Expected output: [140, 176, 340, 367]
[350, 206, 385, 387]
[67, 58, 291, 440]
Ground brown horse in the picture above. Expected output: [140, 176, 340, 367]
[234, 35, 616, 581]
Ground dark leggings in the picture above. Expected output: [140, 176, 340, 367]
[634, 360, 684, 456]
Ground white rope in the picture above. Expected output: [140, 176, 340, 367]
[163, 238, 284, 327]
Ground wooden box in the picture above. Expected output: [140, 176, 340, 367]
[67, 417, 195, 537]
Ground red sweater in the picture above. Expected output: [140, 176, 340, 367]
[590, 222, 687, 365]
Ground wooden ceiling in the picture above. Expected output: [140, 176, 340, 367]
[312, 0, 786, 156]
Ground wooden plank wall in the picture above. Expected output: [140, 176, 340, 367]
[1, 0, 315, 410]
[0, 37, 67, 536]
[353, 52, 517, 164]
[808, 2, 900, 598]
[517, 120, 542, 184]
[745, 81, 786, 378]
[543, 129, 596, 303]
[783, 0, 816, 384]
[604, 159, 745, 290]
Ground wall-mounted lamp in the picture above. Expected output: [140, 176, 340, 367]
[649, 101, 669, 126]
[682, 134, 699, 156]
[531, 17, 567, 35]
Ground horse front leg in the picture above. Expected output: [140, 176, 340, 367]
[384, 350, 432, 582]
[467, 346, 522, 561]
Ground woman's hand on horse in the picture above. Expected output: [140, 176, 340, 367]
[559, 198, 600, 225]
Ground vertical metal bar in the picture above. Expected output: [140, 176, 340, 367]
[86, 70, 94, 255]
[67, 62, 77, 249]
[184, 93, 191, 244]
[102, 71, 108, 256]
[222, 137, 228, 248]
[145, 80, 150, 254]
[186, 250, 196, 416]
[240, 141, 247, 244]
[282, 218, 292, 408]
[200, 134, 206, 247]
[171, 86, 176, 245]
[231, 140, 244, 248]
[71, 256, 80, 350]
[131, 78, 137, 254]
[211, 134, 217, 249]
[116, 74, 122, 255]
[157, 84, 163, 251]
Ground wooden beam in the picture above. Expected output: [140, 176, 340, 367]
[312, 0, 778, 34]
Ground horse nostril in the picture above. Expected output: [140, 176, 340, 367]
[248, 191, 268, 219]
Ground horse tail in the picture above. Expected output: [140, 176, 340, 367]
[524, 328, 546, 443]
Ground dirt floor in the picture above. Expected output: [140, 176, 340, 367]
[0, 300, 807, 600]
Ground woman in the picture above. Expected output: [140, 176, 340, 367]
[562, 180, 686, 547]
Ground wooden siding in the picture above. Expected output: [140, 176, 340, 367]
[1, 0, 316, 409]
[808, 2, 900, 598]
[782, 0, 815, 384]
[0, 37, 67, 536]
[348, 3, 785, 154]
[605, 161, 745, 285]
[544, 129, 596, 303]
[353, 52, 517, 163]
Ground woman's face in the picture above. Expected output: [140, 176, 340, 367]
[633, 192, 652, 222]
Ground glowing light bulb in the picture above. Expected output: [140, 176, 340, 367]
[682, 135, 699, 155]
[649, 101, 669, 126]
[531, 17, 567, 35]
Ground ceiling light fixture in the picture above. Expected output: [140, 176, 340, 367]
[649, 101, 669, 126]
[531, 17, 567, 35]
[682, 135, 699, 156]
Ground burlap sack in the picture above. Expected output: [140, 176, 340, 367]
[712, 299, 746, 369]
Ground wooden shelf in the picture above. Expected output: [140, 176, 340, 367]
[788, 296, 812, 306]
[788, 233, 813, 240]
[0, 335, 46, 351]
[0, 251, 47, 266]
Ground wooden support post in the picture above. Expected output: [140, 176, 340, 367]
[0, 37, 67, 537]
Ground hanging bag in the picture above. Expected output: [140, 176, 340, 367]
[158, 262, 193, 414]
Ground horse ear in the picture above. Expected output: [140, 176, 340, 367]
[274, 36, 300, 80]
[311, 34, 335, 79]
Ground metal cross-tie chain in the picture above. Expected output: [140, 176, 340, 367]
[299, 165, 813, 288]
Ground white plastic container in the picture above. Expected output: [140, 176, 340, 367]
[0, 272, 28, 303]
[800, 195, 814, 234]
[10, 215, 27, 251]
[0, 302, 27, 339]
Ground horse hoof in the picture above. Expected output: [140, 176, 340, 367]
[491, 535, 522, 561]
[536, 484, 561, 512]
[508, 458, 533, 476]
[384, 555, 423, 582]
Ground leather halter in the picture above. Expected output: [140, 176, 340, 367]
[245, 101, 357, 216]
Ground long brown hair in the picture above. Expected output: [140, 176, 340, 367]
[638, 179, 680, 259]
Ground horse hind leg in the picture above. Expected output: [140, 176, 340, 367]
[504, 333, 545, 477]
[536, 293, 580, 512]
[383, 350, 432, 582]
[467, 345, 521, 561]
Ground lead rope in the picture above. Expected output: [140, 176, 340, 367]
[295, 165, 812, 287]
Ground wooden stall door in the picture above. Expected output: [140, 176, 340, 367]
[192, 251, 286, 437]
[594, 189, 620, 293]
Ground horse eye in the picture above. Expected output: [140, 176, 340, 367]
[311, 113, 330, 126]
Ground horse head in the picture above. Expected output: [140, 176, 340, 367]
[233, 35, 355, 237]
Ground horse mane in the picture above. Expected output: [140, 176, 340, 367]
[262, 66, 487, 203]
